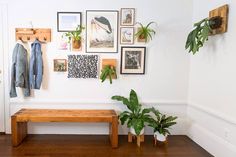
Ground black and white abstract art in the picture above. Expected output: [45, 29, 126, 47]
[68, 55, 98, 78]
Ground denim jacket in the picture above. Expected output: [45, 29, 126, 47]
[29, 39, 43, 89]
[10, 43, 30, 97]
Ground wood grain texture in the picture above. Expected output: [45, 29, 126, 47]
[101, 59, 117, 79]
[209, 4, 229, 35]
[15, 28, 51, 42]
[11, 109, 118, 148]
[0, 135, 213, 157]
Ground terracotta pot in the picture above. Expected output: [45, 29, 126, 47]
[138, 34, 146, 42]
[72, 39, 81, 50]
[130, 127, 144, 135]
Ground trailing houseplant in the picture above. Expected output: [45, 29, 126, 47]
[111, 89, 152, 135]
[63, 25, 85, 50]
[185, 16, 222, 54]
[135, 22, 156, 43]
[148, 107, 177, 142]
[100, 65, 117, 84]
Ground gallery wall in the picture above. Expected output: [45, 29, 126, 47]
[188, 0, 236, 156]
[1, 0, 192, 134]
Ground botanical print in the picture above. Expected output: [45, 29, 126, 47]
[68, 55, 98, 78]
[120, 27, 134, 44]
[125, 51, 141, 69]
[121, 8, 135, 26]
[86, 10, 118, 53]
[121, 47, 146, 74]
[54, 59, 67, 72]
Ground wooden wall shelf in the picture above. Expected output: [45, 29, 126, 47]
[15, 28, 51, 42]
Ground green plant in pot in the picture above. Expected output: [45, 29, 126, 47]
[185, 16, 223, 55]
[135, 22, 156, 43]
[111, 89, 152, 135]
[100, 65, 117, 84]
[148, 107, 177, 142]
[63, 25, 85, 50]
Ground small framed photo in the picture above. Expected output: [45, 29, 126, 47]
[86, 10, 119, 53]
[57, 12, 82, 32]
[120, 27, 134, 44]
[54, 59, 67, 72]
[120, 8, 135, 26]
[120, 47, 146, 74]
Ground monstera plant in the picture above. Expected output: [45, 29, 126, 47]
[111, 89, 152, 135]
[185, 16, 222, 54]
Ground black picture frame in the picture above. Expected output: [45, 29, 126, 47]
[57, 12, 82, 32]
[86, 10, 119, 53]
[120, 47, 146, 74]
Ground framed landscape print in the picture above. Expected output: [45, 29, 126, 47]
[120, 8, 135, 26]
[57, 12, 82, 32]
[120, 47, 146, 74]
[120, 27, 134, 44]
[54, 59, 67, 72]
[86, 10, 119, 53]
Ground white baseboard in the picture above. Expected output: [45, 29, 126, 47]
[187, 105, 236, 157]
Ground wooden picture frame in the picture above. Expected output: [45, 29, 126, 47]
[120, 27, 134, 45]
[57, 12, 82, 32]
[120, 47, 146, 74]
[120, 8, 135, 26]
[86, 10, 119, 53]
[53, 59, 67, 72]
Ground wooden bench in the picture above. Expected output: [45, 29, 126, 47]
[11, 109, 118, 148]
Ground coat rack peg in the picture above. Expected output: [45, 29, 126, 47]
[27, 36, 30, 40]
[43, 37, 47, 41]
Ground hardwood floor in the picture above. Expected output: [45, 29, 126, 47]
[0, 135, 213, 157]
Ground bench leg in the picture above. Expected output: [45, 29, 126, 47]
[11, 116, 27, 147]
[109, 116, 118, 148]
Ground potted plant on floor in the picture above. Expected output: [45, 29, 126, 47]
[148, 107, 177, 143]
[135, 22, 156, 43]
[111, 89, 152, 136]
[100, 65, 117, 84]
[185, 16, 223, 54]
[64, 25, 85, 50]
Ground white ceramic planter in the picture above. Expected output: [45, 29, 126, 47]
[154, 131, 167, 142]
[130, 127, 144, 135]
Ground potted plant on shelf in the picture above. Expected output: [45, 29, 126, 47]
[135, 22, 156, 43]
[100, 65, 117, 84]
[185, 16, 223, 55]
[148, 107, 177, 143]
[111, 89, 152, 136]
[63, 25, 85, 50]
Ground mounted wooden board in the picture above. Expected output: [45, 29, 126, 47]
[101, 59, 117, 79]
[209, 4, 229, 35]
[15, 28, 51, 42]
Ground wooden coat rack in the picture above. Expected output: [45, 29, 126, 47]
[15, 28, 51, 42]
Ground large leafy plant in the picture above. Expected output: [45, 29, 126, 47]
[111, 89, 151, 135]
[100, 65, 117, 84]
[148, 107, 177, 136]
[135, 22, 156, 42]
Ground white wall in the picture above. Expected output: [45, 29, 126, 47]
[188, 0, 236, 156]
[2, 0, 192, 134]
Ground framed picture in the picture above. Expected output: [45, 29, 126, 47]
[86, 10, 119, 53]
[120, 47, 146, 74]
[120, 27, 134, 44]
[120, 8, 135, 26]
[54, 59, 67, 72]
[57, 12, 82, 32]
